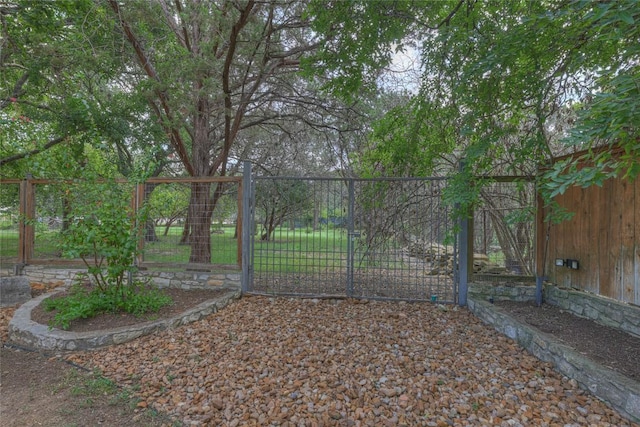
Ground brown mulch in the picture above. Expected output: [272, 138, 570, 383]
[1, 284, 229, 427]
[30, 286, 229, 332]
[495, 300, 640, 381]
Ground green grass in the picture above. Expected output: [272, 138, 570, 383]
[143, 225, 239, 264]
[253, 225, 350, 273]
[0, 224, 241, 265]
[53, 368, 180, 426]
[0, 228, 18, 258]
[1, 223, 379, 274]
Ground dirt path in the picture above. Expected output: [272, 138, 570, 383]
[0, 345, 174, 427]
[0, 305, 174, 427]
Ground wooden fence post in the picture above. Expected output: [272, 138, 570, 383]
[134, 183, 145, 267]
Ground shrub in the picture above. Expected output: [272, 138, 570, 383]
[51, 180, 172, 329]
[43, 278, 172, 330]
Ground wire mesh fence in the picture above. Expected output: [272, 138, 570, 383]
[0, 178, 242, 271]
[250, 178, 351, 296]
[141, 180, 241, 268]
[0, 180, 20, 268]
[2, 174, 536, 297]
[473, 179, 536, 278]
[249, 177, 458, 302]
[351, 178, 457, 302]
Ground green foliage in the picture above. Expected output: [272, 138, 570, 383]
[303, 0, 420, 101]
[255, 179, 314, 241]
[42, 280, 172, 330]
[1, 0, 167, 179]
[441, 168, 480, 221]
[45, 178, 173, 329]
[307, 0, 640, 207]
[60, 181, 142, 292]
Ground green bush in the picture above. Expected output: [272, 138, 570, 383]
[52, 180, 172, 328]
[43, 279, 172, 330]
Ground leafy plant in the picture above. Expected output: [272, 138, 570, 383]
[60, 181, 142, 293]
[43, 279, 172, 330]
[48, 180, 172, 328]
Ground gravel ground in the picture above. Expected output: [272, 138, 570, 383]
[68, 296, 637, 427]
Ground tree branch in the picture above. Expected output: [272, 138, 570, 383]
[106, 0, 195, 176]
[0, 135, 68, 167]
[0, 71, 28, 110]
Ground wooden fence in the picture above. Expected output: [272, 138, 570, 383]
[0, 177, 243, 272]
[539, 154, 639, 305]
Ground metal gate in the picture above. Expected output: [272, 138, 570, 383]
[246, 174, 458, 302]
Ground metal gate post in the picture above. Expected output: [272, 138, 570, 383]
[346, 179, 355, 297]
[241, 161, 252, 293]
[458, 213, 470, 306]
[457, 160, 470, 306]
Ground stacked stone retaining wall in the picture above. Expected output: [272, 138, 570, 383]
[469, 282, 537, 302]
[19, 265, 240, 290]
[545, 286, 640, 339]
[468, 283, 640, 424]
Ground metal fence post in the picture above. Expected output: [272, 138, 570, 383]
[346, 179, 355, 298]
[457, 160, 470, 307]
[17, 174, 35, 270]
[535, 189, 545, 306]
[241, 161, 252, 294]
[458, 215, 471, 306]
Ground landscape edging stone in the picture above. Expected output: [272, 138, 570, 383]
[468, 296, 640, 424]
[8, 288, 241, 351]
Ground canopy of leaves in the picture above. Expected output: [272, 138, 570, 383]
[1, 0, 169, 179]
[306, 0, 640, 203]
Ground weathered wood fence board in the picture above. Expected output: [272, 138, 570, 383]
[544, 169, 639, 305]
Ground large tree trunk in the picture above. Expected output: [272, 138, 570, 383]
[144, 183, 159, 242]
[489, 210, 531, 275]
[188, 181, 214, 263]
[261, 207, 276, 241]
[180, 215, 191, 245]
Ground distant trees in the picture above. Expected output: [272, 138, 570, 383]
[2, 0, 366, 264]
[255, 179, 312, 241]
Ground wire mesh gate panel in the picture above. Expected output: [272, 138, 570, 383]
[248, 177, 457, 302]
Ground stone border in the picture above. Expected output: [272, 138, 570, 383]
[545, 286, 640, 339]
[468, 296, 640, 424]
[0, 276, 31, 307]
[8, 288, 241, 352]
[19, 265, 242, 290]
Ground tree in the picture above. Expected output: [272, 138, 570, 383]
[146, 183, 190, 238]
[102, 0, 332, 263]
[1, 0, 168, 181]
[1, 0, 92, 173]
[306, 0, 640, 202]
[255, 178, 312, 241]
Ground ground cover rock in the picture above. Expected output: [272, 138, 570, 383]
[68, 296, 638, 426]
